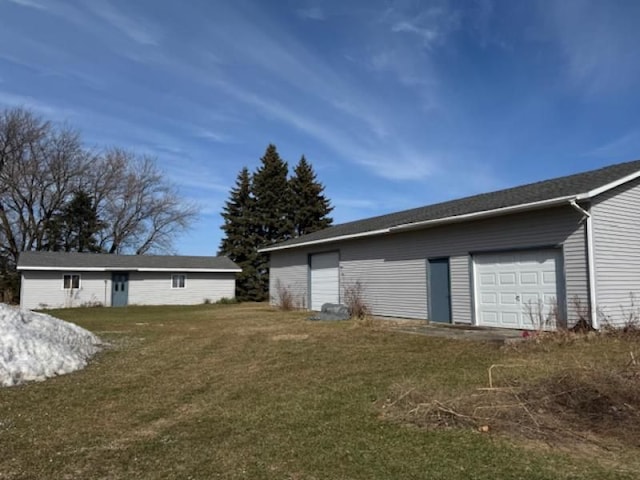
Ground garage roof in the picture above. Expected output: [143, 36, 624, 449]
[262, 158, 640, 252]
[17, 252, 241, 272]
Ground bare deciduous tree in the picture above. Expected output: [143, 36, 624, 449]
[0, 108, 200, 301]
[93, 148, 198, 254]
[0, 108, 87, 266]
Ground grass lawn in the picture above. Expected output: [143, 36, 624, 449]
[1, 303, 638, 479]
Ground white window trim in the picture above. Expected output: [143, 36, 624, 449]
[62, 273, 81, 290]
[171, 274, 187, 289]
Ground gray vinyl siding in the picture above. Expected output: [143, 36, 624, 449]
[20, 271, 112, 310]
[20, 271, 236, 309]
[268, 250, 310, 308]
[269, 205, 588, 325]
[127, 272, 236, 306]
[592, 177, 640, 327]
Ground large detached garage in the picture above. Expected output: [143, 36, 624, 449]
[262, 160, 640, 330]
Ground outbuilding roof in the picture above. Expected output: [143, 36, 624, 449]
[17, 252, 241, 272]
[262, 159, 640, 252]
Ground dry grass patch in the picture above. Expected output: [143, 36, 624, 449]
[381, 331, 640, 471]
[1, 303, 637, 479]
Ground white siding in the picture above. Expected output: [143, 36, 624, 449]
[269, 250, 309, 308]
[20, 271, 236, 309]
[20, 271, 112, 310]
[592, 177, 640, 327]
[127, 272, 235, 305]
[269, 205, 587, 326]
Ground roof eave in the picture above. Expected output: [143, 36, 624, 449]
[576, 169, 640, 200]
[261, 194, 580, 253]
[258, 228, 391, 253]
[17, 266, 241, 273]
[390, 195, 578, 233]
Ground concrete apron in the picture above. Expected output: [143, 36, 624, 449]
[381, 318, 525, 344]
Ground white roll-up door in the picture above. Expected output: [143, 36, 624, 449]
[474, 249, 562, 329]
[310, 252, 339, 311]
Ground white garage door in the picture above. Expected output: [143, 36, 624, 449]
[474, 249, 562, 330]
[310, 252, 339, 311]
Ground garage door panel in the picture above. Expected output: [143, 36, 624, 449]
[499, 272, 517, 285]
[520, 271, 539, 284]
[481, 311, 499, 325]
[542, 271, 556, 284]
[521, 292, 541, 304]
[479, 273, 496, 285]
[480, 292, 497, 305]
[499, 292, 518, 304]
[475, 249, 562, 330]
[501, 312, 519, 326]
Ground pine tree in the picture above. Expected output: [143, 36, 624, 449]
[46, 190, 103, 252]
[289, 155, 333, 236]
[218, 145, 334, 302]
[251, 144, 294, 300]
[218, 167, 258, 301]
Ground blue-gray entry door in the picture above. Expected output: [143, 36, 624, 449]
[111, 273, 129, 307]
[428, 258, 451, 323]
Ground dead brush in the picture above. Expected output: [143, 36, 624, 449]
[343, 279, 371, 320]
[380, 357, 640, 448]
[274, 279, 295, 311]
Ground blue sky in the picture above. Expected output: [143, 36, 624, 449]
[1, 0, 639, 255]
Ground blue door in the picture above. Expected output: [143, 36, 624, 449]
[428, 258, 451, 323]
[111, 273, 129, 307]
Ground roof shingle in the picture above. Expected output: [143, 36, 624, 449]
[267, 159, 640, 250]
[17, 252, 240, 271]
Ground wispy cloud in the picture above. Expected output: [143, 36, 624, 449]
[543, 0, 640, 95]
[331, 197, 379, 209]
[384, 3, 460, 48]
[191, 129, 232, 144]
[0, 90, 73, 117]
[207, 77, 435, 181]
[84, 0, 162, 46]
[6, 0, 46, 9]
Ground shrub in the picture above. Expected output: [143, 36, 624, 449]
[343, 280, 370, 319]
[274, 279, 295, 311]
[216, 297, 238, 305]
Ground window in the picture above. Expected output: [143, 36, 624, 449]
[63, 274, 80, 289]
[171, 274, 186, 289]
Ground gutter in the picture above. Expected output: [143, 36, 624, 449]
[569, 200, 598, 329]
[390, 195, 577, 233]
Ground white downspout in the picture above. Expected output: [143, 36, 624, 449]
[569, 200, 598, 329]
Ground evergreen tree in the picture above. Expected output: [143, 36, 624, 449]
[46, 190, 103, 252]
[251, 144, 293, 300]
[218, 144, 334, 302]
[289, 155, 333, 236]
[218, 167, 258, 300]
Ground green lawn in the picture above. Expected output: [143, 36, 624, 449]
[0, 303, 637, 479]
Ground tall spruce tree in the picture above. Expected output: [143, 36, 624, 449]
[251, 144, 293, 300]
[218, 167, 258, 300]
[45, 190, 103, 252]
[290, 155, 333, 236]
[219, 144, 334, 302]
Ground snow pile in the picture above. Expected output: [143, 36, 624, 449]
[0, 303, 101, 387]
